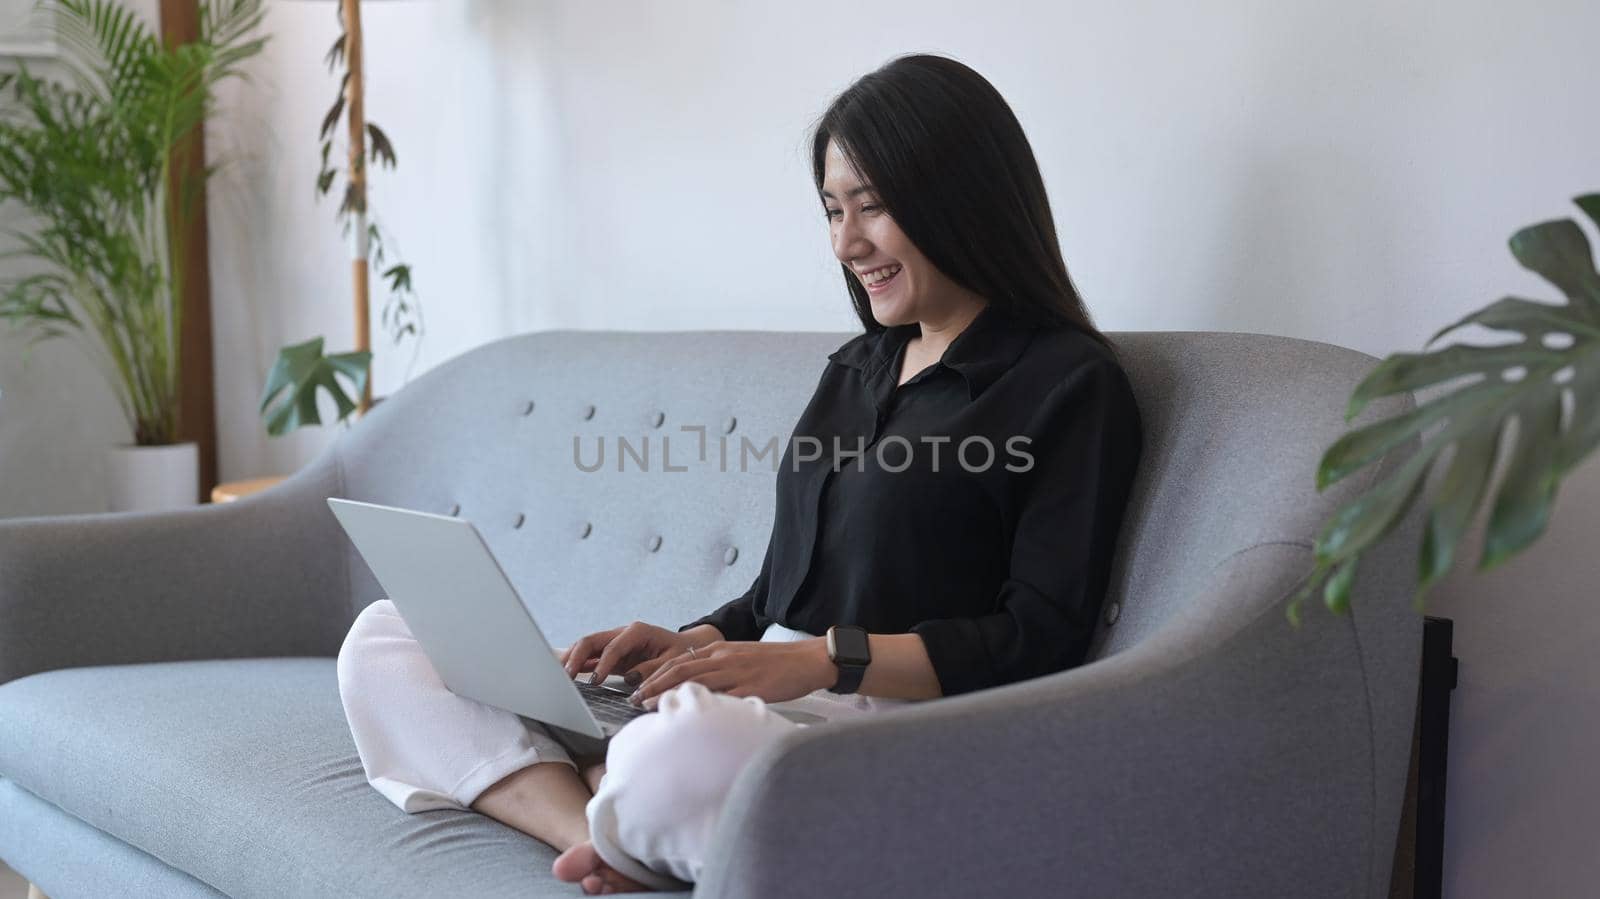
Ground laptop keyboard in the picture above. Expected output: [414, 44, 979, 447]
[574, 679, 652, 726]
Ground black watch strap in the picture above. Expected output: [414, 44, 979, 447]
[829, 659, 867, 695]
[826, 625, 871, 695]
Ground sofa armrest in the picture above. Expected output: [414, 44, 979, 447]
[0, 459, 354, 685]
[695, 542, 1420, 899]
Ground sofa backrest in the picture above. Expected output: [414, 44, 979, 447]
[333, 327, 1410, 664]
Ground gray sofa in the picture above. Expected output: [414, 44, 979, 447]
[0, 327, 1426, 898]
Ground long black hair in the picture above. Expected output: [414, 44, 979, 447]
[808, 53, 1115, 354]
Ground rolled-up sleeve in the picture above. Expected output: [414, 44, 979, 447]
[910, 359, 1144, 696]
[677, 529, 774, 642]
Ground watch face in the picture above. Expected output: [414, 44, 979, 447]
[830, 626, 871, 667]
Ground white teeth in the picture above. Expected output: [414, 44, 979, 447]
[864, 264, 901, 284]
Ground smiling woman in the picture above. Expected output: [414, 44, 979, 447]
[333, 52, 1144, 896]
[810, 54, 1113, 349]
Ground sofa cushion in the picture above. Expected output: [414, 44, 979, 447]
[0, 658, 675, 898]
[0, 777, 226, 898]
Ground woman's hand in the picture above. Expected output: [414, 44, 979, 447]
[559, 621, 706, 686]
[628, 638, 835, 709]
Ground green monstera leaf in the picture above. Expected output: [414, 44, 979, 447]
[1288, 193, 1600, 627]
[259, 336, 372, 437]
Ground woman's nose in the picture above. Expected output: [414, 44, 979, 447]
[832, 218, 868, 261]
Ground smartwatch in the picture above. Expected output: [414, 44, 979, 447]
[825, 625, 871, 694]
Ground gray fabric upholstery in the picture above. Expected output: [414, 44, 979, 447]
[0, 461, 353, 685]
[0, 778, 226, 899]
[698, 541, 1421, 899]
[0, 327, 1424, 897]
[331, 329, 880, 651]
[0, 659, 672, 898]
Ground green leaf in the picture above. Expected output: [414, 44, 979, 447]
[1424, 296, 1600, 357]
[1343, 339, 1543, 421]
[1508, 218, 1600, 318]
[367, 122, 396, 168]
[1573, 194, 1600, 239]
[382, 263, 411, 293]
[319, 93, 345, 141]
[1553, 352, 1600, 473]
[1321, 378, 1516, 488]
[1482, 390, 1562, 568]
[1311, 194, 1600, 612]
[1315, 440, 1434, 565]
[1417, 427, 1497, 593]
[259, 336, 371, 437]
[1323, 556, 1357, 615]
[324, 32, 346, 72]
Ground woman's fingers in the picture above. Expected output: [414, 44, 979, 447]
[589, 626, 645, 685]
[629, 653, 686, 702]
[562, 638, 589, 678]
[638, 667, 741, 710]
[563, 628, 620, 678]
[625, 634, 714, 684]
[625, 654, 671, 684]
[632, 653, 717, 705]
[557, 646, 595, 668]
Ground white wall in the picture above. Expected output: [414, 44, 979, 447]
[5, 0, 1598, 893]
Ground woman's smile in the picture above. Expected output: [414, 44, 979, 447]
[862, 263, 903, 293]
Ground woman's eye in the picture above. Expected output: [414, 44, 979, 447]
[825, 205, 880, 221]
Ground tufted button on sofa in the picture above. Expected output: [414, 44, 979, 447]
[0, 328, 1425, 898]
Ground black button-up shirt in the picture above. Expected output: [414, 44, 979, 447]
[678, 303, 1144, 696]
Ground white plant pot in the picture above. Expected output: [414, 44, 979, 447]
[106, 442, 200, 513]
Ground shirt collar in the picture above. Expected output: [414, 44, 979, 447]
[826, 303, 1037, 401]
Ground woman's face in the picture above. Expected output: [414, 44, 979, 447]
[822, 139, 968, 327]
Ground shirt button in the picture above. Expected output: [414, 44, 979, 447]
[723, 546, 738, 565]
[1104, 601, 1121, 625]
[648, 535, 662, 552]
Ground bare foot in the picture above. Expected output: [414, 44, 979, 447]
[552, 839, 658, 894]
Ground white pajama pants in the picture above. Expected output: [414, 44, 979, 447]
[336, 599, 910, 891]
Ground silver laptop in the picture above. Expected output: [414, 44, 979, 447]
[327, 498, 822, 740]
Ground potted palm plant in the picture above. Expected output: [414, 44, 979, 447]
[0, 0, 265, 511]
